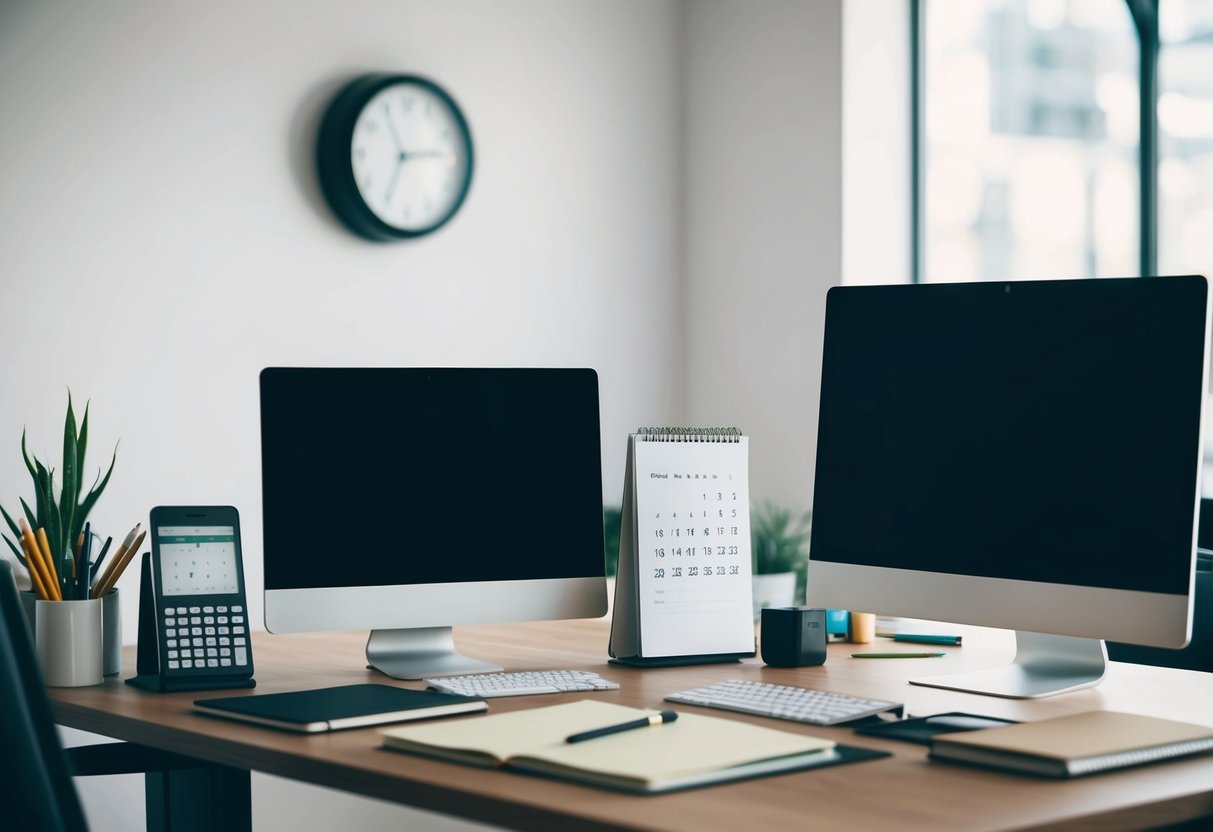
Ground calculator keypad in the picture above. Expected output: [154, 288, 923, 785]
[163, 602, 248, 672]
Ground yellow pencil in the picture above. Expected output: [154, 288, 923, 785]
[95, 530, 144, 599]
[35, 527, 62, 599]
[93, 523, 139, 598]
[19, 518, 59, 601]
[20, 537, 50, 600]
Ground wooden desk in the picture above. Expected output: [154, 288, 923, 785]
[49, 619, 1213, 831]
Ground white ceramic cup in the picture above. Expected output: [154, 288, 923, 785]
[35, 597, 103, 686]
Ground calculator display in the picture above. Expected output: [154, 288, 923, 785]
[156, 525, 240, 596]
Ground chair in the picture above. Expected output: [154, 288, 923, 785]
[0, 561, 203, 832]
[1105, 498, 1213, 673]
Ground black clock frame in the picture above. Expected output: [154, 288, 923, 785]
[316, 73, 474, 241]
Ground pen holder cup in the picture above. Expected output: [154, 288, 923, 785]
[22, 589, 120, 676]
[35, 597, 103, 687]
[848, 612, 876, 644]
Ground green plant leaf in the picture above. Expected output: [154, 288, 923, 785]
[0, 503, 21, 541]
[3, 533, 26, 566]
[33, 459, 50, 529]
[47, 470, 61, 564]
[20, 497, 37, 531]
[60, 393, 78, 562]
[77, 444, 117, 525]
[21, 428, 37, 481]
[75, 400, 90, 504]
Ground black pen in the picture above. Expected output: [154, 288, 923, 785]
[566, 710, 678, 743]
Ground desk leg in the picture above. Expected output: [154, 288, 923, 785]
[145, 764, 251, 832]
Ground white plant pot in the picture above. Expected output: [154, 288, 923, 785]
[752, 572, 797, 620]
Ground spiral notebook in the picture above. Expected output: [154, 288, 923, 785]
[609, 428, 756, 665]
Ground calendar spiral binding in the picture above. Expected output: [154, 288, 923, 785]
[636, 427, 742, 443]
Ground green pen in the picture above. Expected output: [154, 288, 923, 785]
[850, 652, 946, 658]
[877, 633, 963, 646]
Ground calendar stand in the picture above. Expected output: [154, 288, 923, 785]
[608, 428, 756, 665]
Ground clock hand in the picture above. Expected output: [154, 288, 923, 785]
[399, 149, 446, 159]
[384, 157, 404, 206]
[382, 103, 407, 154]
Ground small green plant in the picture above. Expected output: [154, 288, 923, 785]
[750, 502, 811, 579]
[0, 394, 116, 583]
[603, 506, 622, 577]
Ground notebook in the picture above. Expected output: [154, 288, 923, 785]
[608, 427, 756, 665]
[381, 699, 872, 794]
[929, 711, 1213, 778]
[194, 684, 486, 733]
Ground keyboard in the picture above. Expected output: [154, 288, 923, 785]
[425, 669, 620, 698]
[665, 680, 903, 726]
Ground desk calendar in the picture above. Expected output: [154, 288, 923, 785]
[609, 428, 756, 665]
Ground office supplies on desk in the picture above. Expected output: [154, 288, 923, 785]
[760, 606, 827, 667]
[878, 633, 963, 646]
[851, 652, 945, 659]
[127, 507, 256, 692]
[381, 699, 884, 794]
[195, 683, 486, 733]
[665, 679, 903, 726]
[929, 711, 1213, 778]
[92, 529, 143, 598]
[854, 712, 1019, 745]
[609, 427, 756, 666]
[567, 709, 677, 743]
[426, 669, 619, 698]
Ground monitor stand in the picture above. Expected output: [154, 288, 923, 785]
[909, 631, 1107, 699]
[365, 627, 503, 680]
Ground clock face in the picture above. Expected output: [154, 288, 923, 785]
[349, 83, 471, 232]
[316, 74, 474, 241]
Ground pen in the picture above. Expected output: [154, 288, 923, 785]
[851, 652, 946, 659]
[877, 633, 963, 646]
[90, 535, 114, 583]
[80, 523, 92, 600]
[566, 710, 678, 743]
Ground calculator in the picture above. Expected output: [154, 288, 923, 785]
[148, 506, 254, 684]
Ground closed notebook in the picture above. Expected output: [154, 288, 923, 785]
[929, 711, 1213, 778]
[194, 684, 486, 733]
[381, 699, 838, 794]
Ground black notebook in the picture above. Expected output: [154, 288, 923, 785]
[194, 684, 487, 733]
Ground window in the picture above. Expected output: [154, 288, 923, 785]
[922, 0, 1140, 283]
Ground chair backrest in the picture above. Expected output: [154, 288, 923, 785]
[0, 561, 88, 832]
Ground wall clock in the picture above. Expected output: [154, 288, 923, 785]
[316, 74, 474, 241]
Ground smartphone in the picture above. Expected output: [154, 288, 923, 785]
[149, 506, 254, 682]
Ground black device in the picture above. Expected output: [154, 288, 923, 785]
[853, 712, 1020, 745]
[760, 607, 827, 668]
[127, 506, 256, 692]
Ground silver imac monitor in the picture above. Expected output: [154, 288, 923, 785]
[806, 276, 1209, 698]
[259, 367, 608, 679]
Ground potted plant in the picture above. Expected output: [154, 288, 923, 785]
[1, 394, 116, 599]
[750, 502, 811, 619]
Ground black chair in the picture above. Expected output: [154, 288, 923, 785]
[1105, 498, 1213, 673]
[0, 561, 206, 832]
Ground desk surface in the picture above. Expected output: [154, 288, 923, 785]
[49, 618, 1213, 832]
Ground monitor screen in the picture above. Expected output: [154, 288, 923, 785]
[260, 368, 605, 591]
[810, 277, 1207, 598]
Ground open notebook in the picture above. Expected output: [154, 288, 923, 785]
[381, 699, 855, 794]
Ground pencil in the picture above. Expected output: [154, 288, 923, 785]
[35, 527, 61, 599]
[93, 524, 139, 599]
[18, 518, 57, 601]
[20, 537, 49, 600]
[18, 518, 56, 600]
[95, 530, 144, 599]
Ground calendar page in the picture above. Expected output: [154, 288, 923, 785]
[634, 437, 753, 657]
[157, 525, 241, 596]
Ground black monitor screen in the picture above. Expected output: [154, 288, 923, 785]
[810, 277, 1207, 596]
[260, 368, 604, 590]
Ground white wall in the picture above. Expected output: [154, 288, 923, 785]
[1, 0, 843, 829]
